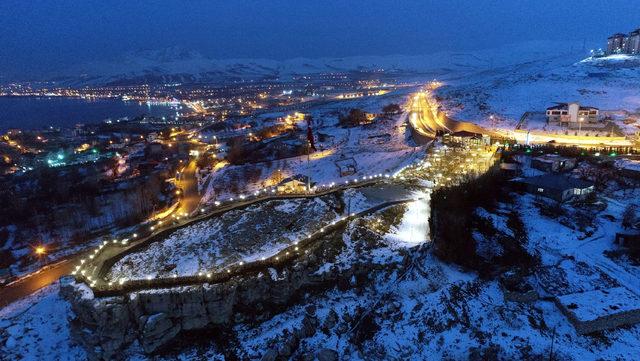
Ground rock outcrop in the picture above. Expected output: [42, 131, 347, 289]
[61, 251, 385, 360]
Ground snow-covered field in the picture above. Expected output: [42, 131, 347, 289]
[232, 262, 640, 360]
[227, 182, 640, 360]
[0, 283, 86, 361]
[108, 195, 341, 281]
[108, 184, 418, 281]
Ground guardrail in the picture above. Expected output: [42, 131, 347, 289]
[72, 147, 435, 294]
[89, 198, 412, 297]
[93, 179, 383, 280]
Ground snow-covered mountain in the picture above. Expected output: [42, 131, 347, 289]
[50, 41, 591, 86]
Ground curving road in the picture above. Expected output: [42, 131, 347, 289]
[0, 147, 205, 309]
[175, 158, 201, 216]
[0, 257, 79, 308]
[1, 87, 486, 308]
[81, 179, 388, 289]
[407, 89, 496, 140]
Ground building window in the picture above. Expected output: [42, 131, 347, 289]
[537, 188, 544, 193]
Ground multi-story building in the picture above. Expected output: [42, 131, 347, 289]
[606, 28, 640, 55]
[607, 33, 627, 54]
[627, 29, 640, 55]
[546, 102, 599, 127]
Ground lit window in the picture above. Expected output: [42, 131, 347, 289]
[537, 188, 544, 193]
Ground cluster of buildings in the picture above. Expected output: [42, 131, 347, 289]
[606, 28, 640, 55]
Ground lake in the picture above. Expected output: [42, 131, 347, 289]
[0, 96, 178, 131]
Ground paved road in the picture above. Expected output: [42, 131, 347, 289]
[0, 256, 80, 308]
[407, 90, 497, 139]
[0, 154, 204, 310]
[176, 158, 200, 215]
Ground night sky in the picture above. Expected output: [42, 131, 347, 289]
[0, 0, 638, 79]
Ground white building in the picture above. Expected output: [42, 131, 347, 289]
[546, 103, 599, 127]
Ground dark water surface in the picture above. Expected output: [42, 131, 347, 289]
[0, 97, 177, 131]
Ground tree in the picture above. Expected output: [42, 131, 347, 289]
[227, 137, 249, 164]
[304, 114, 314, 126]
[382, 103, 401, 115]
[339, 108, 368, 127]
[269, 169, 285, 185]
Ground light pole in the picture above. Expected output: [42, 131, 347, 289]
[578, 117, 584, 135]
[34, 245, 46, 268]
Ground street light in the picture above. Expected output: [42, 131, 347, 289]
[35, 246, 46, 256]
[578, 117, 584, 134]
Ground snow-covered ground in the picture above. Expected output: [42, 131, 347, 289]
[108, 196, 341, 281]
[0, 282, 223, 361]
[435, 50, 640, 136]
[108, 183, 418, 281]
[0, 283, 86, 361]
[231, 262, 639, 360]
[199, 85, 427, 203]
[227, 181, 640, 360]
[384, 190, 430, 247]
[7, 173, 640, 360]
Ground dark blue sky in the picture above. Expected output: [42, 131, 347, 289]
[0, 0, 638, 79]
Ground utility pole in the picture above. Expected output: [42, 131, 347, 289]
[578, 117, 583, 135]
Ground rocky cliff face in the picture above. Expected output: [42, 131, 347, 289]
[61, 249, 390, 360]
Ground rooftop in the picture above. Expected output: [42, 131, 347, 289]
[557, 287, 640, 322]
[517, 174, 594, 190]
[546, 103, 599, 111]
[532, 154, 575, 163]
[280, 174, 310, 184]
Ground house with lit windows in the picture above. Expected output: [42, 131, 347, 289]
[515, 174, 594, 202]
[546, 102, 599, 128]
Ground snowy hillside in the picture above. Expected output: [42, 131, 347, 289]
[51, 41, 587, 86]
[435, 50, 640, 130]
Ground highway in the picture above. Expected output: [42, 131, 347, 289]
[407, 88, 495, 139]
